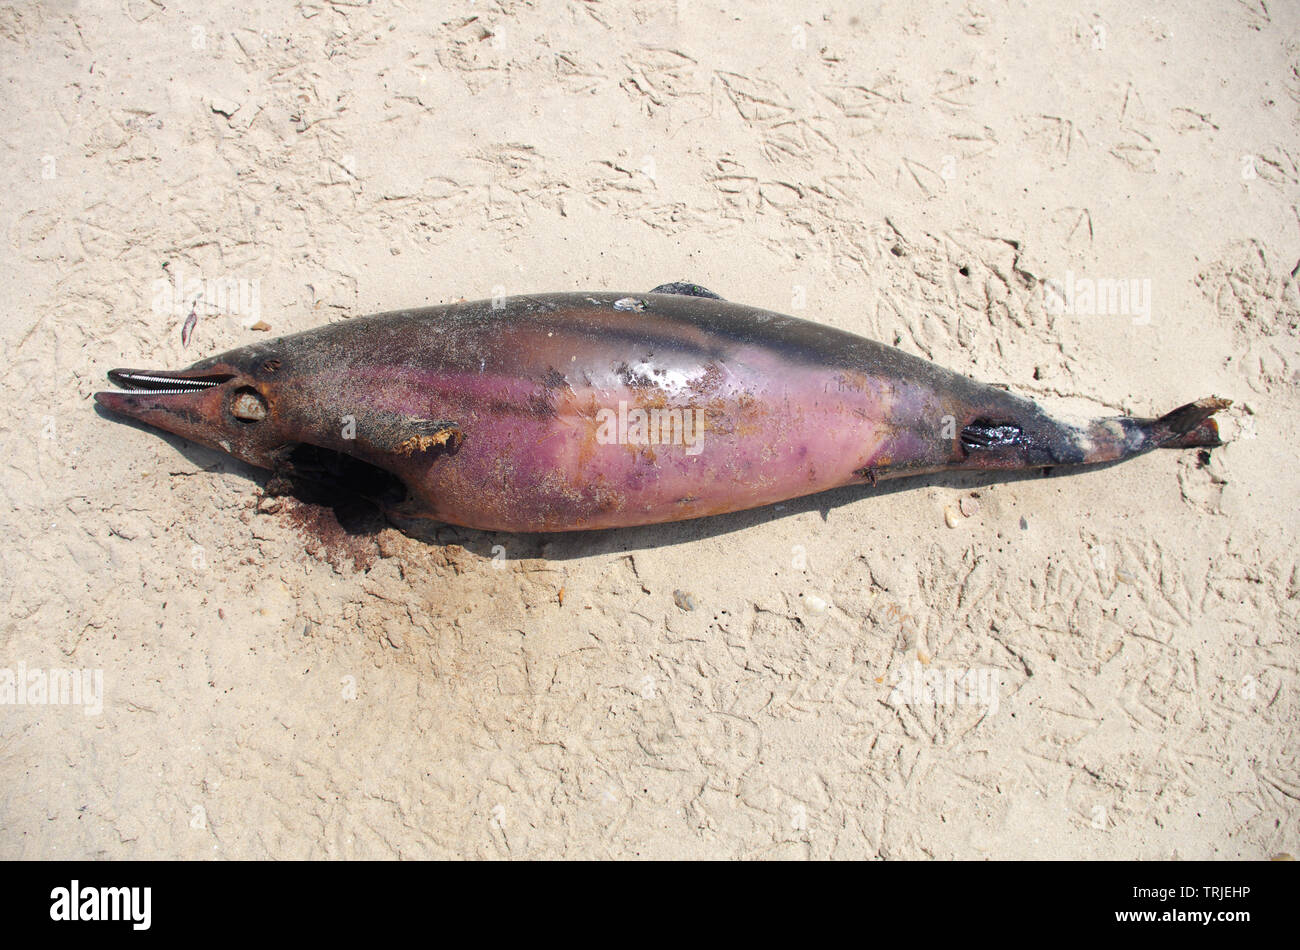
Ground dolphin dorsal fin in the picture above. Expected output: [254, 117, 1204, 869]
[648, 282, 724, 300]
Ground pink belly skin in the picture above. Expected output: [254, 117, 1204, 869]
[316, 341, 934, 532]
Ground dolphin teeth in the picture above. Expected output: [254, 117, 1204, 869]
[105, 370, 233, 394]
[107, 389, 205, 396]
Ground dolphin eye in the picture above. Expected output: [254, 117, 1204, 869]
[231, 387, 268, 423]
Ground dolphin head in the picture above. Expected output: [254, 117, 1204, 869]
[95, 336, 458, 511]
[95, 341, 303, 471]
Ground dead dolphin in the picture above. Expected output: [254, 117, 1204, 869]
[95, 284, 1229, 532]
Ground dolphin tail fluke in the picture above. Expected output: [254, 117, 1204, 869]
[1147, 397, 1231, 449]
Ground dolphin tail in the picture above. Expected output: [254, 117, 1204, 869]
[1078, 396, 1231, 463]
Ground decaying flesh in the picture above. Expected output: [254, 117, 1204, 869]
[95, 285, 1229, 532]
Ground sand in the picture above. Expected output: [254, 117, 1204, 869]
[0, 0, 1296, 859]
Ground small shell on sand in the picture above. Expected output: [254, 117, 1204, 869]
[803, 593, 829, 613]
[944, 506, 960, 528]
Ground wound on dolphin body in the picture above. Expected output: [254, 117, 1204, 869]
[959, 420, 1023, 451]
